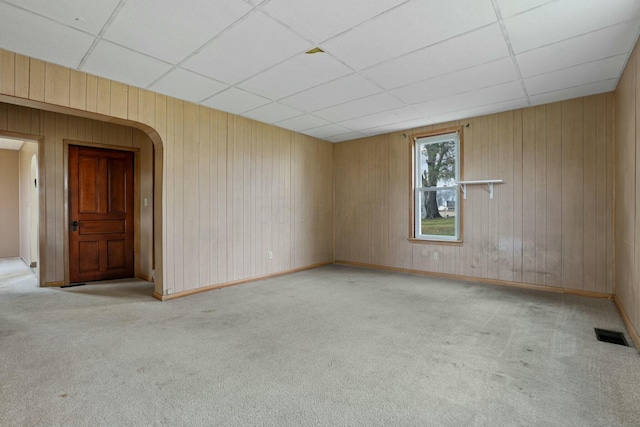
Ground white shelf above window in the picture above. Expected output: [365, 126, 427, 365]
[456, 180, 504, 199]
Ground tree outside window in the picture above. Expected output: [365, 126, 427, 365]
[414, 131, 460, 241]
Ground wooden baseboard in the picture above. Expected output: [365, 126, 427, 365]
[334, 260, 615, 300]
[43, 281, 64, 287]
[153, 262, 331, 301]
[613, 296, 640, 352]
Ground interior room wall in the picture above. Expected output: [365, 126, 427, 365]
[614, 39, 640, 339]
[0, 103, 155, 284]
[0, 49, 334, 297]
[0, 148, 19, 258]
[18, 141, 38, 266]
[334, 94, 614, 295]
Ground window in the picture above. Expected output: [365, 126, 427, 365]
[413, 130, 461, 242]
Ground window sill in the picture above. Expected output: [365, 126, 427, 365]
[408, 238, 463, 246]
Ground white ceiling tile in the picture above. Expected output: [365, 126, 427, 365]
[241, 103, 303, 123]
[517, 21, 640, 78]
[529, 80, 617, 106]
[362, 24, 509, 89]
[201, 87, 271, 114]
[0, 3, 94, 69]
[524, 55, 627, 95]
[391, 58, 518, 105]
[81, 41, 173, 88]
[238, 53, 352, 99]
[413, 81, 525, 116]
[148, 68, 228, 103]
[103, 0, 252, 64]
[495, 0, 552, 19]
[314, 93, 405, 122]
[504, 0, 640, 54]
[326, 132, 367, 143]
[275, 115, 330, 132]
[183, 11, 309, 85]
[323, 0, 497, 70]
[280, 74, 382, 112]
[428, 98, 530, 126]
[302, 124, 355, 139]
[339, 107, 423, 131]
[4, 0, 121, 35]
[359, 118, 435, 136]
[263, 0, 406, 42]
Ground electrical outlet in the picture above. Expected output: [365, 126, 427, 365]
[433, 252, 439, 261]
[166, 288, 173, 295]
[268, 251, 273, 259]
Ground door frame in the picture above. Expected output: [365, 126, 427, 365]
[63, 140, 143, 285]
[0, 130, 45, 285]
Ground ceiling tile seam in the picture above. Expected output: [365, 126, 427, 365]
[490, 0, 530, 107]
[144, 8, 264, 89]
[355, 21, 500, 75]
[614, 25, 640, 84]
[271, 114, 331, 132]
[522, 53, 631, 80]
[311, 0, 413, 45]
[77, 0, 127, 70]
[528, 78, 619, 97]
[427, 95, 529, 117]
[302, 122, 359, 137]
[382, 55, 513, 92]
[333, 105, 420, 128]
[502, 0, 555, 20]
[512, 18, 640, 57]
[0, 0, 109, 38]
[198, 87, 269, 109]
[402, 78, 522, 106]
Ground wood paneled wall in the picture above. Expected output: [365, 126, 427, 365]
[335, 94, 614, 294]
[0, 148, 19, 257]
[615, 40, 640, 339]
[0, 48, 334, 296]
[0, 102, 155, 284]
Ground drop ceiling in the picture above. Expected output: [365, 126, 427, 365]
[0, 0, 639, 142]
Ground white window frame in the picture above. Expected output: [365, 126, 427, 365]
[414, 130, 461, 242]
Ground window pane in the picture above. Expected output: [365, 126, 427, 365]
[419, 140, 456, 188]
[419, 189, 457, 237]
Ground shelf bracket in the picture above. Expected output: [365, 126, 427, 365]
[456, 180, 504, 200]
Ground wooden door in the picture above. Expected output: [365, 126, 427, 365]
[69, 145, 134, 283]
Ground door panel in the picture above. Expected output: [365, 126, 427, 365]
[69, 145, 134, 283]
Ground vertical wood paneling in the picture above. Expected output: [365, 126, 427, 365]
[334, 95, 614, 294]
[15, 54, 30, 99]
[615, 40, 640, 337]
[29, 59, 45, 102]
[545, 103, 562, 286]
[69, 70, 87, 111]
[561, 99, 584, 289]
[198, 106, 210, 287]
[182, 102, 198, 290]
[497, 111, 514, 281]
[582, 97, 597, 292]
[173, 100, 185, 292]
[0, 50, 15, 96]
[534, 106, 547, 286]
[44, 64, 70, 107]
[521, 108, 536, 284]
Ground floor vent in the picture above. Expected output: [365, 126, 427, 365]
[594, 328, 628, 346]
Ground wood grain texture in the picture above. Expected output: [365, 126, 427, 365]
[335, 96, 614, 293]
[0, 103, 154, 284]
[0, 48, 334, 296]
[615, 40, 640, 340]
